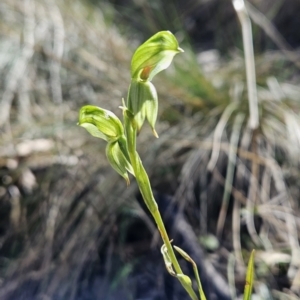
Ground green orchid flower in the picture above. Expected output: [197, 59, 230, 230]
[78, 105, 124, 142]
[128, 31, 183, 135]
[131, 31, 183, 81]
[78, 105, 134, 184]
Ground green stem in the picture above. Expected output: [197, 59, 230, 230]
[124, 112, 198, 300]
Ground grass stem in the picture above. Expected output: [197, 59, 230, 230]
[233, 0, 259, 129]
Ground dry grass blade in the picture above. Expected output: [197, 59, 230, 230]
[0, 0, 35, 127]
[246, 1, 300, 69]
[232, 0, 259, 129]
[217, 113, 245, 238]
[0, 1, 138, 299]
[207, 102, 238, 171]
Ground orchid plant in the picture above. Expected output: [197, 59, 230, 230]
[78, 31, 254, 300]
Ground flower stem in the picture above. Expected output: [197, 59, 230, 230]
[124, 112, 198, 300]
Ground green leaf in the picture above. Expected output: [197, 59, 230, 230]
[79, 105, 124, 141]
[177, 274, 192, 287]
[161, 245, 199, 300]
[243, 250, 255, 300]
[174, 246, 207, 300]
[131, 31, 183, 81]
[177, 275, 199, 300]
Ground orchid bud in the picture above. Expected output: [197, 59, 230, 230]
[131, 31, 183, 82]
[78, 105, 124, 142]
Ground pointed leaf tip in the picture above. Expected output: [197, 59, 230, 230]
[243, 250, 255, 300]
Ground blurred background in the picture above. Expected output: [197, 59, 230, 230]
[1, 0, 300, 299]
